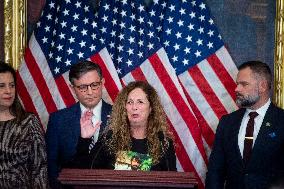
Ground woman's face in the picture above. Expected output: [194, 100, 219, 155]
[0, 72, 15, 111]
[126, 88, 151, 128]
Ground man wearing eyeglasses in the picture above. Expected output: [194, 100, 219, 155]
[46, 60, 112, 188]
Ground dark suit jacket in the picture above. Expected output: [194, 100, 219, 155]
[206, 103, 284, 189]
[45, 101, 112, 187]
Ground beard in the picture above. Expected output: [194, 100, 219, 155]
[235, 92, 260, 108]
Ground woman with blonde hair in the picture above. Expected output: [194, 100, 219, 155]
[72, 81, 176, 171]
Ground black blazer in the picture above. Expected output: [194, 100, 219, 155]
[205, 103, 284, 189]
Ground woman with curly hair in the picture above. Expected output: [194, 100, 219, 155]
[72, 81, 176, 171]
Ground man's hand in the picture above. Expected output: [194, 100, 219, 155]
[80, 110, 101, 138]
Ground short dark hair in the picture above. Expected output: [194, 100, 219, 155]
[0, 61, 28, 122]
[69, 60, 103, 84]
[238, 60, 272, 89]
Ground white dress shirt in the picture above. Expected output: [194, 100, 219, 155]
[80, 100, 102, 143]
[238, 99, 271, 157]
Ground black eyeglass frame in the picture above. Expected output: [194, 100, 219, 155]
[73, 81, 102, 92]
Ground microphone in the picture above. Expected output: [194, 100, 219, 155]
[158, 131, 169, 171]
[90, 130, 112, 169]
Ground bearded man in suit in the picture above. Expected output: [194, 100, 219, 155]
[46, 60, 112, 188]
[205, 61, 284, 189]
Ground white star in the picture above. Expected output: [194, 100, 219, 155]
[159, 13, 164, 20]
[177, 20, 184, 27]
[83, 18, 89, 24]
[196, 39, 203, 46]
[65, 59, 71, 66]
[184, 47, 191, 54]
[195, 50, 201, 57]
[147, 21, 153, 27]
[120, 10, 127, 17]
[198, 27, 204, 34]
[71, 25, 77, 32]
[68, 36, 75, 43]
[138, 16, 144, 24]
[179, 8, 186, 15]
[130, 14, 135, 20]
[138, 4, 144, 12]
[55, 56, 62, 63]
[207, 42, 213, 49]
[189, 11, 196, 18]
[42, 37, 48, 43]
[149, 10, 155, 16]
[138, 51, 143, 58]
[92, 21, 97, 28]
[79, 40, 86, 47]
[161, 2, 167, 8]
[57, 44, 63, 51]
[59, 32, 65, 39]
[63, 9, 69, 16]
[84, 5, 89, 12]
[81, 29, 88, 36]
[77, 52, 84, 59]
[46, 14, 52, 20]
[188, 23, 194, 30]
[65, 0, 71, 3]
[67, 48, 73, 55]
[110, 30, 116, 37]
[175, 32, 182, 39]
[118, 33, 124, 41]
[208, 30, 214, 37]
[191, 1, 196, 6]
[186, 35, 192, 42]
[113, 7, 118, 14]
[51, 41, 55, 47]
[54, 67, 60, 74]
[138, 40, 144, 47]
[90, 44, 96, 51]
[116, 68, 122, 74]
[61, 21, 67, 28]
[167, 16, 174, 23]
[164, 40, 170, 47]
[117, 56, 122, 63]
[165, 28, 172, 35]
[44, 26, 50, 32]
[199, 3, 206, 10]
[111, 19, 117, 26]
[49, 2, 55, 9]
[172, 55, 178, 62]
[73, 13, 79, 20]
[128, 36, 135, 44]
[99, 38, 105, 44]
[91, 33, 96, 39]
[199, 15, 205, 22]
[209, 18, 214, 25]
[117, 45, 123, 52]
[121, 0, 127, 5]
[119, 22, 126, 29]
[182, 59, 189, 65]
[126, 59, 133, 66]
[36, 21, 41, 28]
[129, 25, 136, 32]
[103, 3, 110, 10]
[173, 43, 180, 50]
[102, 14, 108, 22]
[169, 4, 175, 11]
[100, 27, 107, 33]
[138, 28, 144, 35]
[156, 25, 162, 32]
[75, 1, 81, 8]
[48, 52, 53, 58]
[148, 31, 154, 38]
[127, 48, 134, 55]
[147, 43, 154, 50]
[109, 41, 115, 48]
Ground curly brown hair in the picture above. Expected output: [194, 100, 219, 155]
[106, 81, 173, 164]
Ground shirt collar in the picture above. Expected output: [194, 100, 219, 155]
[80, 99, 103, 116]
[246, 98, 271, 118]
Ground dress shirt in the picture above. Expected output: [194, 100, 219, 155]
[80, 100, 102, 143]
[238, 99, 271, 157]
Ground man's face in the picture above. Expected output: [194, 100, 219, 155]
[235, 67, 260, 108]
[71, 70, 104, 109]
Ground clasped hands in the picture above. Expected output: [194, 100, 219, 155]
[80, 110, 101, 138]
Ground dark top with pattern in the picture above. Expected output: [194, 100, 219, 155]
[0, 114, 48, 189]
[68, 131, 177, 171]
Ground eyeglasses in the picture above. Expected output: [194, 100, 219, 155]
[73, 81, 102, 92]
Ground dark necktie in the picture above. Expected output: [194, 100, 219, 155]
[243, 111, 258, 164]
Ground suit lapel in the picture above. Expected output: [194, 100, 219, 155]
[99, 101, 111, 136]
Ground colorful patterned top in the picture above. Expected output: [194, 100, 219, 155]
[0, 114, 48, 189]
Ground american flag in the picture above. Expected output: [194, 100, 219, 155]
[148, 0, 238, 186]
[96, 0, 208, 187]
[16, 0, 122, 127]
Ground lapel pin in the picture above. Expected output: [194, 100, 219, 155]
[265, 122, 271, 127]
